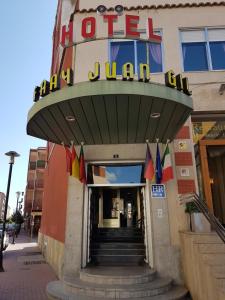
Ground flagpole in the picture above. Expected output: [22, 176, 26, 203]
[165, 139, 170, 148]
[155, 138, 162, 184]
[163, 139, 170, 155]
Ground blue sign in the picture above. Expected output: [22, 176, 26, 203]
[151, 184, 166, 198]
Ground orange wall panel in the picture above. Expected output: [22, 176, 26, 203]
[40, 144, 68, 243]
[177, 179, 196, 194]
[174, 152, 193, 166]
[175, 126, 190, 139]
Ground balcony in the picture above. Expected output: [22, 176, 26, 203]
[35, 179, 44, 189]
[36, 160, 46, 169]
[27, 181, 34, 189]
[29, 161, 36, 170]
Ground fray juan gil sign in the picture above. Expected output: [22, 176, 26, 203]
[33, 65, 191, 103]
[88, 62, 192, 96]
[33, 15, 191, 103]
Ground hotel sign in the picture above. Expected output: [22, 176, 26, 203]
[151, 184, 166, 198]
[61, 14, 162, 46]
[33, 13, 191, 102]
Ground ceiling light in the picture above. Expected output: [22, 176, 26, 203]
[150, 112, 160, 118]
[65, 116, 75, 122]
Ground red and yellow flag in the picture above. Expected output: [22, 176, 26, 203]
[71, 145, 80, 179]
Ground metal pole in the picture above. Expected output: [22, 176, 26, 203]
[12, 192, 20, 244]
[0, 163, 13, 272]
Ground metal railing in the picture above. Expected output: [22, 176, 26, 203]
[180, 192, 225, 244]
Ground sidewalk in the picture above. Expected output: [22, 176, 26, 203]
[0, 230, 57, 300]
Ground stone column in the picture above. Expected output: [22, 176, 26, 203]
[63, 177, 84, 278]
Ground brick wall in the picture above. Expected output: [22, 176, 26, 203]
[174, 123, 196, 194]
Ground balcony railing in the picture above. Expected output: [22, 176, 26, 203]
[36, 160, 46, 168]
[35, 180, 44, 188]
[27, 181, 34, 189]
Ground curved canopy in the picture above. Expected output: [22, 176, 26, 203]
[27, 80, 193, 145]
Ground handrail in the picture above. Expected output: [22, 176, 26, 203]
[180, 193, 225, 244]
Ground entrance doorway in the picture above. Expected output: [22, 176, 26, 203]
[88, 186, 146, 265]
[90, 187, 144, 230]
[199, 140, 225, 225]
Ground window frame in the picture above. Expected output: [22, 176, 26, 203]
[86, 161, 146, 187]
[109, 29, 164, 75]
[180, 27, 225, 72]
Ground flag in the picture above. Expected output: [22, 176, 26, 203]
[144, 144, 155, 181]
[161, 144, 174, 183]
[155, 142, 162, 184]
[71, 145, 80, 179]
[65, 146, 72, 175]
[79, 144, 86, 184]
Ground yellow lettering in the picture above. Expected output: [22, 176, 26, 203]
[175, 74, 183, 91]
[88, 62, 100, 81]
[61, 68, 73, 86]
[50, 74, 60, 92]
[105, 62, 116, 80]
[33, 86, 40, 102]
[182, 77, 192, 95]
[139, 64, 150, 82]
[165, 70, 176, 88]
[122, 63, 134, 81]
[40, 80, 50, 97]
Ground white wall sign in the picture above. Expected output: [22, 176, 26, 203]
[180, 168, 190, 177]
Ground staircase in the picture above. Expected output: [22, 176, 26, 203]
[47, 266, 189, 299]
[47, 227, 189, 299]
[90, 227, 145, 265]
[180, 231, 225, 300]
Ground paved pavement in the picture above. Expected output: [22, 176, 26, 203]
[0, 230, 57, 300]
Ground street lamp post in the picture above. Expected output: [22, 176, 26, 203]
[0, 151, 20, 272]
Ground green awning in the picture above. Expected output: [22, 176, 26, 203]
[27, 80, 193, 145]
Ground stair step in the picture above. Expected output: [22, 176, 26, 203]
[91, 242, 145, 249]
[62, 276, 173, 298]
[80, 266, 156, 285]
[91, 254, 145, 266]
[93, 237, 144, 243]
[47, 281, 188, 300]
[95, 230, 142, 234]
[198, 243, 225, 253]
[91, 249, 145, 255]
[93, 227, 142, 232]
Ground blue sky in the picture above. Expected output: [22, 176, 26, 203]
[0, 1, 58, 211]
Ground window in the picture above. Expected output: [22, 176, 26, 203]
[181, 28, 225, 71]
[36, 160, 46, 168]
[29, 161, 36, 170]
[87, 164, 145, 185]
[209, 29, 225, 70]
[110, 34, 163, 75]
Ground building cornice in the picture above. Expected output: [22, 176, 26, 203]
[75, 2, 225, 13]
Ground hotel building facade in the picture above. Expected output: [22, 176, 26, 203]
[27, 0, 225, 299]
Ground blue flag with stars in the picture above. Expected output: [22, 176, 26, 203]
[156, 143, 162, 184]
